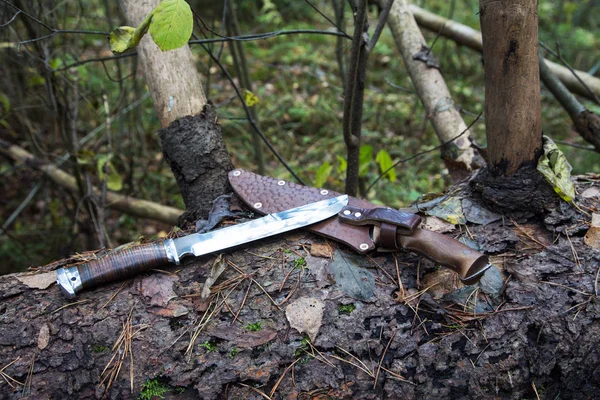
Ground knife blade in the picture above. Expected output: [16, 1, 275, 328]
[56, 194, 348, 298]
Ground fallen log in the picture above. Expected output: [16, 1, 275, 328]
[1, 176, 599, 399]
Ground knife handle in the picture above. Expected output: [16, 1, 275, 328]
[57, 241, 173, 298]
[398, 228, 490, 285]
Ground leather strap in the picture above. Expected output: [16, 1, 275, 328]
[379, 223, 399, 250]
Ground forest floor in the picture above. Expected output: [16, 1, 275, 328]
[0, 174, 599, 399]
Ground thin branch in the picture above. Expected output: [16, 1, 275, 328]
[0, 10, 21, 27]
[304, 0, 348, 36]
[367, 0, 394, 52]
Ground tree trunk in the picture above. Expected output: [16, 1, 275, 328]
[479, 0, 542, 176]
[384, 0, 485, 178]
[121, 0, 233, 224]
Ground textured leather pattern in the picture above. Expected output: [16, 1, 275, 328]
[229, 169, 377, 253]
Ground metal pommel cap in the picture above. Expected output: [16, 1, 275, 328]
[56, 266, 83, 299]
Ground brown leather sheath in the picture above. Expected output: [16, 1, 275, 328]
[229, 168, 391, 253]
[229, 169, 491, 285]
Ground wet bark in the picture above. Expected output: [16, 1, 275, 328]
[1, 178, 599, 400]
[158, 104, 234, 226]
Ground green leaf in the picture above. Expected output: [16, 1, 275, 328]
[314, 162, 332, 188]
[358, 145, 373, 177]
[375, 149, 396, 182]
[537, 136, 575, 202]
[336, 155, 347, 174]
[149, 0, 193, 51]
[243, 90, 259, 107]
[97, 154, 123, 192]
[0, 93, 10, 114]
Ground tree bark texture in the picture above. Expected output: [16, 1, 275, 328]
[480, 0, 543, 176]
[385, 0, 484, 176]
[410, 4, 600, 102]
[1, 177, 598, 399]
[120, 0, 207, 128]
[158, 105, 234, 226]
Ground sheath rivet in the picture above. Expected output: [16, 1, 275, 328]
[254, 202, 262, 209]
[354, 212, 362, 218]
[277, 180, 286, 186]
[359, 243, 369, 251]
[232, 170, 241, 176]
[343, 210, 351, 215]
[320, 190, 329, 195]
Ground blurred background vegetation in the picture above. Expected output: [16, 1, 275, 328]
[0, 0, 598, 273]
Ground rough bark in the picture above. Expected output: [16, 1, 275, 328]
[384, 0, 485, 178]
[158, 105, 234, 226]
[1, 176, 599, 399]
[480, 0, 543, 176]
[120, 0, 207, 128]
[0, 139, 183, 225]
[410, 4, 600, 102]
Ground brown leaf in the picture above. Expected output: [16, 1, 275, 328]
[420, 216, 456, 233]
[149, 303, 189, 318]
[584, 213, 600, 249]
[38, 324, 50, 350]
[310, 242, 333, 258]
[285, 297, 324, 341]
[140, 274, 178, 307]
[16, 271, 56, 290]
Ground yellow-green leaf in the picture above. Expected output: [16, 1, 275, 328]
[375, 149, 396, 182]
[243, 90, 259, 107]
[426, 197, 466, 225]
[97, 155, 123, 192]
[315, 162, 332, 188]
[149, 0, 193, 52]
[537, 136, 575, 202]
[358, 145, 373, 177]
[336, 155, 347, 174]
[109, 26, 139, 53]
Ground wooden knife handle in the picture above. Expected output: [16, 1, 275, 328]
[398, 228, 490, 285]
[77, 241, 170, 289]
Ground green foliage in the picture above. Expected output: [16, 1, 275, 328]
[375, 149, 396, 183]
[199, 341, 217, 352]
[229, 346, 238, 359]
[338, 303, 356, 315]
[96, 154, 123, 191]
[293, 257, 306, 269]
[149, 0, 193, 51]
[314, 162, 332, 187]
[109, 0, 192, 53]
[139, 378, 171, 400]
[92, 344, 109, 353]
[246, 321, 262, 332]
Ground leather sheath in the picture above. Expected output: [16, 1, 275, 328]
[228, 168, 419, 253]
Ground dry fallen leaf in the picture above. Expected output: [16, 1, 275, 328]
[140, 274, 178, 307]
[38, 324, 50, 350]
[581, 187, 600, 199]
[201, 255, 226, 300]
[16, 271, 56, 290]
[310, 242, 333, 258]
[285, 297, 325, 342]
[584, 213, 600, 249]
[420, 216, 456, 233]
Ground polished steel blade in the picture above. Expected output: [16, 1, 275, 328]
[171, 195, 348, 260]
